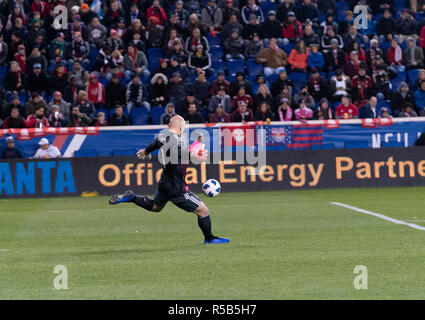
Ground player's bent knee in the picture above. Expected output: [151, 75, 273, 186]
[194, 202, 209, 217]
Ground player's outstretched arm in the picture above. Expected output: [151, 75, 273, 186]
[136, 137, 165, 159]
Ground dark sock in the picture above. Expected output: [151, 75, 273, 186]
[131, 195, 154, 211]
[198, 214, 214, 241]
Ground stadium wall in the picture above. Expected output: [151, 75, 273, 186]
[2, 147, 425, 198]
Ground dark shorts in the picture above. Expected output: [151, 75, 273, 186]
[153, 190, 202, 212]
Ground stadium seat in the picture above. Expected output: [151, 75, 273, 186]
[212, 60, 225, 74]
[207, 35, 222, 47]
[227, 60, 245, 77]
[74, 149, 100, 157]
[151, 106, 165, 125]
[391, 70, 407, 91]
[147, 47, 164, 62]
[336, 1, 349, 17]
[89, 48, 99, 69]
[112, 149, 138, 156]
[130, 106, 149, 125]
[289, 72, 307, 93]
[382, 141, 405, 148]
[408, 69, 420, 88]
[283, 43, 295, 55]
[210, 46, 224, 61]
[260, 1, 276, 15]
[312, 143, 335, 150]
[246, 60, 263, 77]
[344, 141, 369, 149]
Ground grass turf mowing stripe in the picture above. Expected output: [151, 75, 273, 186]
[331, 202, 425, 231]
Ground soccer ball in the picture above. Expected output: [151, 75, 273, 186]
[202, 179, 221, 197]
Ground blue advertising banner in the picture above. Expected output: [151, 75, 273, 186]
[0, 119, 425, 158]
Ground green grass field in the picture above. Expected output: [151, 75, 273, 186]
[1, 187, 425, 299]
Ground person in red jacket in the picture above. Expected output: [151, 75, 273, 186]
[335, 95, 358, 120]
[86, 73, 105, 108]
[282, 11, 302, 45]
[31, 0, 47, 18]
[26, 106, 50, 128]
[146, 0, 168, 26]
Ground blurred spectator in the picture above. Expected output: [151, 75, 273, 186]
[124, 43, 150, 81]
[185, 28, 209, 54]
[231, 100, 253, 122]
[294, 99, 313, 121]
[262, 11, 282, 47]
[74, 90, 95, 120]
[1, 136, 23, 159]
[241, 0, 264, 25]
[307, 43, 324, 71]
[5, 61, 26, 99]
[48, 91, 71, 121]
[192, 71, 211, 107]
[68, 61, 89, 88]
[254, 102, 274, 121]
[68, 31, 90, 68]
[208, 85, 232, 113]
[126, 75, 149, 113]
[26, 63, 48, 96]
[222, 0, 241, 25]
[150, 73, 168, 107]
[26, 106, 49, 128]
[184, 102, 204, 123]
[105, 73, 126, 109]
[328, 69, 351, 102]
[201, 0, 222, 31]
[335, 96, 359, 119]
[209, 71, 230, 96]
[282, 11, 302, 44]
[308, 70, 328, 102]
[48, 104, 67, 127]
[399, 102, 418, 117]
[393, 82, 415, 117]
[87, 17, 108, 49]
[256, 39, 287, 76]
[69, 105, 92, 127]
[288, 39, 308, 72]
[244, 32, 264, 60]
[25, 92, 47, 118]
[2, 106, 27, 129]
[109, 105, 130, 126]
[167, 72, 188, 113]
[315, 98, 334, 120]
[33, 138, 61, 159]
[94, 112, 108, 126]
[293, 85, 315, 110]
[161, 103, 176, 125]
[48, 32, 67, 67]
[275, 98, 294, 121]
[86, 73, 105, 108]
[360, 96, 379, 119]
[48, 63, 69, 95]
[188, 44, 212, 75]
[224, 29, 244, 61]
[209, 104, 231, 123]
[403, 37, 424, 70]
[146, 0, 168, 26]
[230, 71, 253, 97]
[0, 33, 8, 66]
[254, 84, 273, 110]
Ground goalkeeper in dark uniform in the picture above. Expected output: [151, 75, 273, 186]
[109, 115, 230, 244]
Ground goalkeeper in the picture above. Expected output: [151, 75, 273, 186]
[109, 115, 230, 244]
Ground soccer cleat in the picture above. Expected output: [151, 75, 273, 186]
[109, 190, 135, 205]
[204, 237, 230, 244]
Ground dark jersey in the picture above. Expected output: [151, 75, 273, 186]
[145, 130, 189, 196]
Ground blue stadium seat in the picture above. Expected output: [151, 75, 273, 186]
[312, 143, 335, 150]
[129, 106, 149, 125]
[151, 106, 165, 124]
[147, 47, 164, 62]
[391, 70, 407, 91]
[283, 43, 295, 55]
[212, 60, 225, 74]
[89, 48, 99, 69]
[344, 141, 369, 149]
[260, 1, 276, 15]
[227, 60, 245, 77]
[74, 149, 100, 157]
[112, 149, 137, 156]
[246, 60, 263, 77]
[266, 73, 279, 84]
[98, 76, 107, 86]
[210, 47, 224, 61]
[289, 72, 307, 93]
[148, 61, 160, 73]
[207, 35, 222, 47]
[336, 1, 349, 17]
[408, 69, 420, 88]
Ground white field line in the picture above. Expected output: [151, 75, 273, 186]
[330, 202, 425, 231]
[0, 249, 10, 252]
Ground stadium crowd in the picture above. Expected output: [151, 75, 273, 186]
[0, 0, 425, 128]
